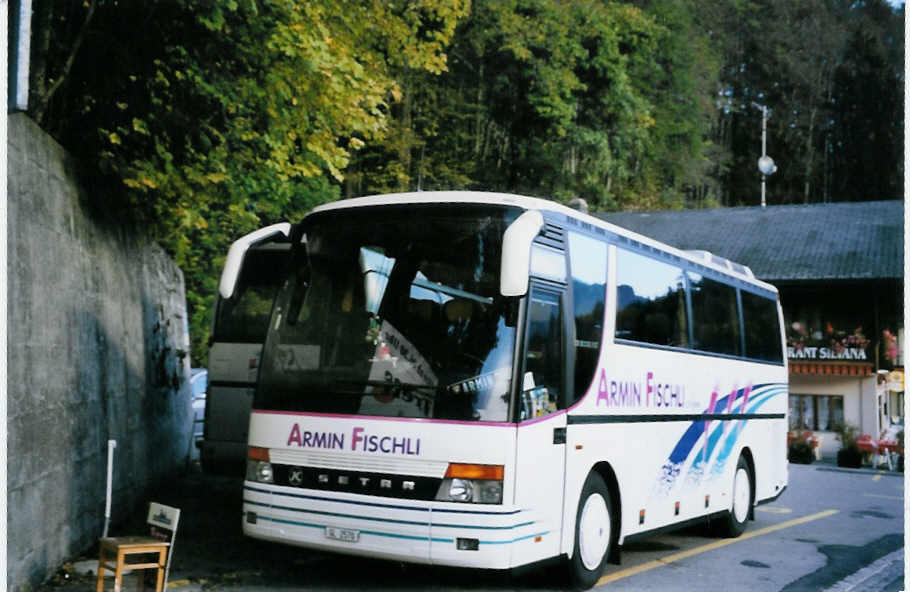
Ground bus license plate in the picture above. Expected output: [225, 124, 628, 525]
[325, 526, 360, 543]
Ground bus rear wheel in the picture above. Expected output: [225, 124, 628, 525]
[568, 472, 613, 589]
[720, 455, 752, 537]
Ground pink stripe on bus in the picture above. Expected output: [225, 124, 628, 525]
[253, 384, 594, 429]
[251, 409, 516, 428]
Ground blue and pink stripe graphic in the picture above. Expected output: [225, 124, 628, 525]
[656, 382, 787, 495]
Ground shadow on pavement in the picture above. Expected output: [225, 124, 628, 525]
[36, 465, 564, 591]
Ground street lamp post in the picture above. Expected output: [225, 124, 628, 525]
[752, 102, 777, 208]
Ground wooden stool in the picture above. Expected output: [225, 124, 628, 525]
[96, 536, 168, 592]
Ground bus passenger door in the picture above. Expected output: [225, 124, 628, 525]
[513, 283, 568, 565]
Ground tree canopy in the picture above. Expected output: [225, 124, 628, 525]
[347, 0, 719, 212]
[27, 0, 903, 364]
[700, 0, 904, 205]
[29, 0, 468, 363]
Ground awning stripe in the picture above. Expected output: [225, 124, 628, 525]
[788, 362, 873, 376]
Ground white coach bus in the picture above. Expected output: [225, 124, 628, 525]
[233, 192, 788, 588]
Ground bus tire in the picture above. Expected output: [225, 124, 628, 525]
[568, 472, 613, 589]
[720, 455, 752, 537]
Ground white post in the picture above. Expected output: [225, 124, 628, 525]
[102, 440, 117, 537]
[10, 0, 32, 110]
[760, 106, 768, 209]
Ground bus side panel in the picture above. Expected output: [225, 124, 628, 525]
[509, 413, 567, 568]
[562, 343, 788, 554]
[561, 422, 638, 555]
[563, 419, 716, 552]
[202, 386, 254, 452]
[202, 342, 262, 466]
[765, 302, 791, 501]
[752, 403, 789, 503]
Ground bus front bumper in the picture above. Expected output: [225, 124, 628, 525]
[242, 481, 550, 569]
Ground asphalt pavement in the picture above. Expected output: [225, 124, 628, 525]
[36, 460, 905, 592]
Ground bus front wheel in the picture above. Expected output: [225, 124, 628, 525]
[568, 472, 613, 589]
[720, 455, 753, 537]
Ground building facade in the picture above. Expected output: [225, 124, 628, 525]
[601, 201, 903, 458]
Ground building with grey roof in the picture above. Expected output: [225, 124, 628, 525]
[600, 201, 902, 282]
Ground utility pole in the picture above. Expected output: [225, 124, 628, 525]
[752, 102, 777, 208]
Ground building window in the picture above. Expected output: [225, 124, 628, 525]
[781, 286, 873, 364]
[789, 394, 844, 431]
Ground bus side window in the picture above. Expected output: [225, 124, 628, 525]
[615, 248, 688, 349]
[568, 232, 607, 403]
[521, 288, 563, 420]
[741, 290, 783, 362]
[216, 248, 289, 341]
[688, 272, 741, 356]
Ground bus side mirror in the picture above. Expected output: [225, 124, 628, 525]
[219, 222, 292, 299]
[500, 210, 544, 297]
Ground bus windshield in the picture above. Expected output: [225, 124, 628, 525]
[255, 204, 521, 422]
[213, 246, 290, 343]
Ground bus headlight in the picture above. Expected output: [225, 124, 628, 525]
[447, 478, 473, 501]
[247, 460, 274, 483]
[246, 447, 274, 484]
[435, 464, 504, 504]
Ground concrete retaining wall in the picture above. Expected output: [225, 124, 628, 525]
[7, 113, 193, 590]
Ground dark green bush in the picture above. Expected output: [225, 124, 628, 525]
[837, 446, 863, 468]
[835, 423, 863, 468]
[788, 439, 815, 464]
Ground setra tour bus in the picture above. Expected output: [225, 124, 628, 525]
[232, 192, 788, 588]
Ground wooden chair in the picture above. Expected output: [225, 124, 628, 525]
[96, 503, 180, 592]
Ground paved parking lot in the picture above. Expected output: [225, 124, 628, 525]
[42, 462, 903, 591]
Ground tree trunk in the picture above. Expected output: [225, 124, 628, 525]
[33, 0, 97, 125]
[474, 62, 485, 158]
[28, 0, 55, 114]
[803, 105, 817, 204]
[398, 76, 413, 193]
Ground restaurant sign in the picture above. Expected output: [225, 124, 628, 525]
[787, 346, 868, 361]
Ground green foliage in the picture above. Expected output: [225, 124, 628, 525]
[697, 0, 903, 205]
[836, 423, 860, 449]
[787, 431, 815, 464]
[30, 0, 467, 365]
[835, 423, 863, 468]
[351, 0, 719, 212]
[26, 0, 904, 366]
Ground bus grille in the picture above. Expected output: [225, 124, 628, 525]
[272, 464, 442, 501]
